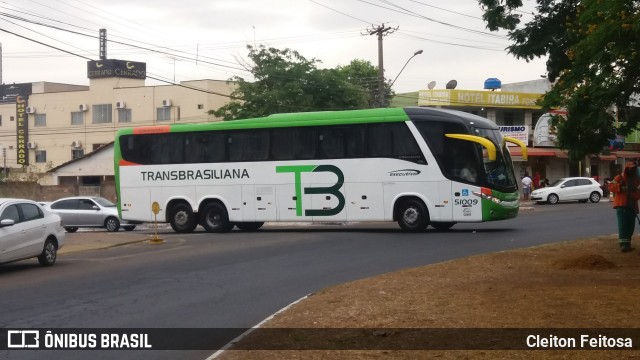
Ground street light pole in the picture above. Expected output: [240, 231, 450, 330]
[390, 50, 424, 88]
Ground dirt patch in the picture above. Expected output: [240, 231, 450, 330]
[553, 253, 617, 270]
[217, 235, 640, 359]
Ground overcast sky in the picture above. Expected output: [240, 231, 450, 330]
[0, 0, 547, 94]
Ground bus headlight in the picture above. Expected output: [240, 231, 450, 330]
[472, 189, 503, 204]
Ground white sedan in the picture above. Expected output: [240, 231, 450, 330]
[0, 198, 65, 266]
[530, 177, 603, 204]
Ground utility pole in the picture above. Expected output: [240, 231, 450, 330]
[364, 24, 397, 107]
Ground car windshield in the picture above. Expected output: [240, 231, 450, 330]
[93, 197, 116, 207]
[550, 179, 564, 187]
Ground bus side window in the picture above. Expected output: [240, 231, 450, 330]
[271, 127, 317, 161]
[390, 123, 424, 163]
[368, 123, 392, 158]
[151, 133, 184, 164]
[185, 131, 226, 163]
[346, 125, 365, 158]
[228, 130, 269, 162]
[319, 126, 346, 159]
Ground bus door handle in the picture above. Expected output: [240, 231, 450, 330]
[454, 192, 460, 196]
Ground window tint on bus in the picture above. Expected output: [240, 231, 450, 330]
[120, 122, 425, 165]
[317, 126, 366, 159]
[228, 130, 269, 162]
[271, 127, 317, 160]
[368, 123, 424, 163]
[414, 121, 480, 180]
[184, 131, 226, 163]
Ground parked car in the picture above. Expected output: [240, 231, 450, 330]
[530, 177, 603, 204]
[44, 196, 140, 232]
[0, 198, 65, 266]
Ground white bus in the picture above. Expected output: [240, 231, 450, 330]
[114, 107, 527, 233]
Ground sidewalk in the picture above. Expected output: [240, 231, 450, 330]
[59, 229, 156, 254]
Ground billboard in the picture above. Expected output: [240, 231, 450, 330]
[87, 59, 146, 80]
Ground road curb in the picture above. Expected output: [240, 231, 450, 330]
[60, 238, 150, 255]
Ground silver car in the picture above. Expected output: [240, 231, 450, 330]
[0, 198, 65, 266]
[45, 196, 140, 232]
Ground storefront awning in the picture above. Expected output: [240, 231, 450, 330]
[594, 154, 617, 161]
[613, 151, 640, 159]
[508, 147, 556, 157]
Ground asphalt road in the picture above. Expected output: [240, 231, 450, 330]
[0, 201, 616, 360]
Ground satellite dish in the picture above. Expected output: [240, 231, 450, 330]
[427, 81, 436, 90]
[445, 79, 458, 89]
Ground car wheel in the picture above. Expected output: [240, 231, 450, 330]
[431, 222, 455, 231]
[64, 227, 79, 233]
[38, 238, 57, 266]
[547, 193, 559, 205]
[169, 203, 198, 233]
[235, 222, 264, 231]
[590, 192, 601, 203]
[200, 202, 233, 233]
[123, 226, 136, 231]
[397, 199, 429, 232]
[105, 217, 120, 232]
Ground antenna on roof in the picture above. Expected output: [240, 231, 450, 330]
[427, 81, 436, 90]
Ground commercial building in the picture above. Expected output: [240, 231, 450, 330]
[416, 79, 640, 185]
[0, 58, 234, 186]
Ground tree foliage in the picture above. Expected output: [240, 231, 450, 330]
[479, 0, 640, 160]
[211, 46, 391, 120]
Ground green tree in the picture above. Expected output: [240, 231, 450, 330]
[478, 0, 640, 160]
[210, 46, 390, 120]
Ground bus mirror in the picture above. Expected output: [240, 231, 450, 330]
[445, 134, 496, 161]
[503, 137, 528, 161]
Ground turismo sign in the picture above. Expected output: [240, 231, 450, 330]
[87, 59, 146, 80]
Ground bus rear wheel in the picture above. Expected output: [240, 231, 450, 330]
[236, 222, 264, 231]
[397, 199, 429, 232]
[169, 203, 198, 233]
[201, 203, 233, 233]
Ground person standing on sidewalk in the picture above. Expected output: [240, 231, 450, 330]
[609, 161, 640, 252]
[521, 172, 532, 200]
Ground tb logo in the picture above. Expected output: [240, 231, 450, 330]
[276, 165, 345, 216]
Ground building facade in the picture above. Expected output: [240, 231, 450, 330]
[416, 79, 638, 186]
[0, 59, 234, 184]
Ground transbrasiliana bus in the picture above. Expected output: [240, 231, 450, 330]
[114, 107, 527, 233]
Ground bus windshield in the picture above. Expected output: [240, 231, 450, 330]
[472, 127, 518, 192]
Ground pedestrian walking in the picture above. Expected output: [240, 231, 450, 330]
[608, 161, 640, 252]
[522, 172, 532, 201]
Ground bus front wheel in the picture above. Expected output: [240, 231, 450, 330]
[397, 199, 429, 232]
[201, 202, 233, 233]
[169, 203, 198, 233]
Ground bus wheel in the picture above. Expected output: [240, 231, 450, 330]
[397, 199, 429, 232]
[201, 203, 233, 233]
[236, 222, 264, 231]
[170, 203, 198, 233]
[431, 222, 455, 231]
